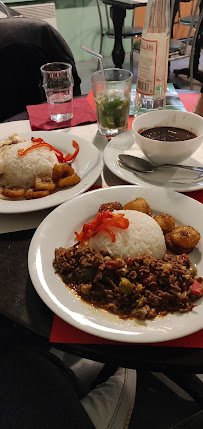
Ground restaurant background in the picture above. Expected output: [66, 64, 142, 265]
[3, 0, 195, 62]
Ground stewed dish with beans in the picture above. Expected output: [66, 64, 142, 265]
[139, 126, 197, 141]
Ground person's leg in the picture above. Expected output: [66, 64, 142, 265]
[51, 347, 105, 398]
[0, 343, 137, 429]
[0, 345, 95, 429]
[81, 367, 137, 429]
[50, 349, 137, 428]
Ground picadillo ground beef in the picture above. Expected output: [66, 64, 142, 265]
[53, 244, 202, 320]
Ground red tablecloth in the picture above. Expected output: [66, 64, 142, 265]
[178, 92, 199, 113]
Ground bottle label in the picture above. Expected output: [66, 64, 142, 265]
[136, 34, 169, 96]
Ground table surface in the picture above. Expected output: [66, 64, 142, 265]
[102, 0, 147, 8]
[1, 112, 203, 373]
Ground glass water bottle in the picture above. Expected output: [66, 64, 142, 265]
[134, 0, 170, 116]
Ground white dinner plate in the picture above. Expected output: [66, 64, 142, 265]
[104, 130, 203, 192]
[0, 131, 103, 213]
[28, 185, 203, 343]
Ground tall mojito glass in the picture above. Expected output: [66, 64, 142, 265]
[91, 68, 132, 137]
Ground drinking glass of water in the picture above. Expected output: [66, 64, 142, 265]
[91, 68, 132, 137]
[41, 62, 74, 122]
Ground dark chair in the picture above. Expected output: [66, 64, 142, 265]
[133, 0, 203, 88]
[173, 0, 203, 88]
[0, 17, 81, 122]
[96, 0, 143, 71]
[178, 0, 200, 27]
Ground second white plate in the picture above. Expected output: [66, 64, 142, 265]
[0, 131, 103, 213]
[104, 129, 203, 192]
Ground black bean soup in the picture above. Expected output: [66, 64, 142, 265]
[139, 126, 197, 142]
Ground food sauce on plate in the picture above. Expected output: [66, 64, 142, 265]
[139, 126, 197, 142]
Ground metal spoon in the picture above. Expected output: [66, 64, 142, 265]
[118, 154, 203, 173]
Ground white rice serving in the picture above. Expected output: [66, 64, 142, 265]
[0, 141, 58, 188]
[89, 210, 166, 259]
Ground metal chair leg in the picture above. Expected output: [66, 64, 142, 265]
[130, 38, 133, 72]
[0, 1, 11, 17]
[164, 373, 203, 407]
[169, 410, 203, 429]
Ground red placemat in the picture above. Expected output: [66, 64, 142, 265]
[27, 98, 97, 131]
[49, 91, 203, 347]
[50, 315, 203, 347]
[178, 92, 199, 113]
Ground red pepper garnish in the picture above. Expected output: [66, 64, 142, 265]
[64, 140, 79, 162]
[191, 280, 203, 296]
[17, 137, 79, 164]
[75, 210, 129, 243]
[31, 138, 64, 162]
[31, 137, 45, 144]
[18, 142, 64, 162]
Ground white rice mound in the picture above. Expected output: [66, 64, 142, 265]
[89, 209, 166, 259]
[0, 141, 58, 188]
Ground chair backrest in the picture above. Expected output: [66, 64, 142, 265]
[96, 0, 134, 34]
[104, 3, 111, 31]
[170, 0, 202, 56]
[179, 0, 198, 21]
[189, 0, 197, 17]
[96, 0, 104, 36]
[0, 17, 81, 122]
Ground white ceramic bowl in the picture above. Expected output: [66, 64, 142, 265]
[132, 110, 203, 164]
